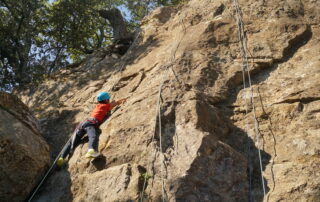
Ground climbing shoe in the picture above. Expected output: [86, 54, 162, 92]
[56, 157, 64, 167]
[85, 149, 99, 158]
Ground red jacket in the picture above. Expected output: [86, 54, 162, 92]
[90, 103, 111, 123]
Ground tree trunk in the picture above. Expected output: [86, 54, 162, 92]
[98, 8, 132, 41]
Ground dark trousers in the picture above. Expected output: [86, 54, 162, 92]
[60, 121, 98, 159]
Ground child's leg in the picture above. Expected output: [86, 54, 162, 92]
[60, 138, 72, 159]
[70, 128, 86, 152]
[85, 126, 97, 150]
[61, 125, 86, 159]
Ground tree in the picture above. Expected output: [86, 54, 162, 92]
[0, 0, 48, 89]
[0, 0, 186, 91]
[47, 0, 113, 59]
[99, 8, 132, 42]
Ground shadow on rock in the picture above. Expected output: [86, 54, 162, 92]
[226, 125, 271, 202]
[216, 88, 272, 201]
[91, 155, 107, 171]
[25, 109, 81, 201]
[173, 113, 270, 202]
[40, 109, 82, 158]
[27, 165, 73, 202]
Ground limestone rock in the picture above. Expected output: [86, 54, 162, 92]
[18, 0, 320, 201]
[0, 92, 50, 201]
[71, 163, 144, 201]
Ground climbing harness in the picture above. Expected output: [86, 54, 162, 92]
[86, 117, 100, 126]
[232, 0, 266, 200]
[28, 3, 267, 201]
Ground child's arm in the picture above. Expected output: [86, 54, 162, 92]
[110, 98, 127, 110]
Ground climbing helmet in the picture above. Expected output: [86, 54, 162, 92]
[97, 92, 110, 102]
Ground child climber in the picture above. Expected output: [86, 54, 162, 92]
[57, 92, 126, 167]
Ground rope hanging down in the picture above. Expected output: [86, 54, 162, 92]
[27, 135, 74, 202]
[140, 15, 188, 202]
[139, 70, 167, 202]
[232, 0, 266, 199]
[158, 74, 167, 202]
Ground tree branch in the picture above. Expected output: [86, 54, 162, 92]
[98, 8, 132, 41]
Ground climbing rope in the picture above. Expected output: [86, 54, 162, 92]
[140, 14, 188, 202]
[27, 135, 74, 202]
[140, 70, 167, 202]
[232, 0, 254, 200]
[168, 15, 188, 86]
[157, 74, 167, 202]
[232, 0, 266, 200]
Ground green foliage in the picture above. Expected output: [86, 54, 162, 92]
[47, 0, 112, 57]
[0, 0, 186, 91]
[0, 0, 48, 88]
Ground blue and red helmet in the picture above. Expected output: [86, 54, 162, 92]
[97, 92, 110, 102]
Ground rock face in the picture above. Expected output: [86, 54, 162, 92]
[19, 0, 319, 201]
[0, 92, 50, 201]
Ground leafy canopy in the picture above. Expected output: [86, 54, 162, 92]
[0, 0, 184, 91]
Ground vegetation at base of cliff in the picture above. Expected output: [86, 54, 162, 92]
[0, 0, 185, 91]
